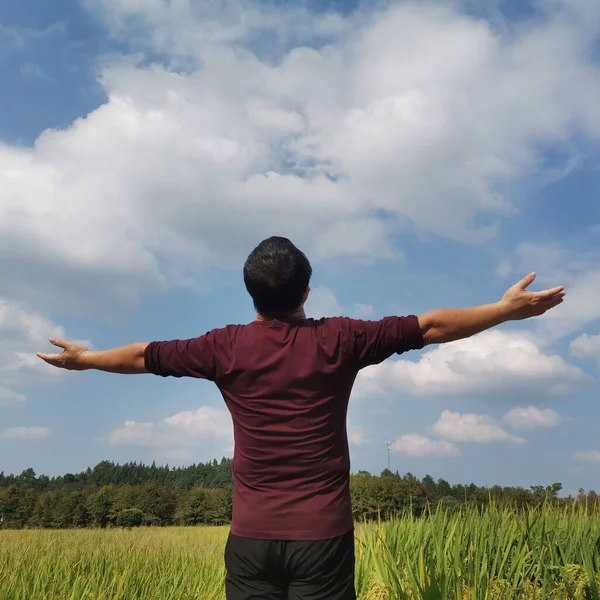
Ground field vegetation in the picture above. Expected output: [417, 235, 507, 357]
[2, 503, 600, 600]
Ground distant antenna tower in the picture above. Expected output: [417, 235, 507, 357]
[385, 440, 392, 471]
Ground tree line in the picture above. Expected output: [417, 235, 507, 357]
[0, 459, 597, 529]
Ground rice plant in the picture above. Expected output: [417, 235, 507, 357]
[1, 502, 599, 600]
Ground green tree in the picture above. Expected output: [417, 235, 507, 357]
[86, 486, 115, 528]
[116, 508, 144, 528]
[177, 487, 232, 525]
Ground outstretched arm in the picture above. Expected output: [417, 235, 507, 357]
[418, 272, 565, 346]
[37, 339, 149, 374]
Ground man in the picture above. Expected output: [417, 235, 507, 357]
[38, 236, 565, 600]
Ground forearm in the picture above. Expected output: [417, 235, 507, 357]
[78, 343, 149, 373]
[418, 301, 512, 345]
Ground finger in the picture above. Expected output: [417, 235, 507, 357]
[36, 352, 61, 364]
[534, 286, 566, 300]
[516, 272, 536, 290]
[48, 338, 69, 350]
[539, 297, 564, 312]
[540, 292, 565, 303]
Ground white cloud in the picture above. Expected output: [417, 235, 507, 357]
[570, 333, 600, 367]
[312, 219, 400, 260]
[354, 330, 588, 401]
[20, 63, 50, 80]
[163, 407, 233, 439]
[510, 242, 600, 339]
[109, 404, 366, 458]
[305, 286, 343, 319]
[0, 388, 26, 408]
[0, 0, 599, 316]
[0, 299, 70, 404]
[305, 291, 375, 321]
[84, 0, 349, 57]
[539, 269, 600, 338]
[432, 410, 526, 444]
[503, 406, 563, 430]
[573, 450, 600, 464]
[108, 421, 160, 446]
[348, 422, 367, 446]
[391, 406, 561, 458]
[108, 406, 233, 452]
[2, 426, 53, 440]
[353, 303, 375, 319]
[495, 260, 512, 278]
[514, 242, 581, 284]
[392, 433, 460, 457]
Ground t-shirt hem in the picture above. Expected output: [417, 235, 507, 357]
[230, 522, 355, 541]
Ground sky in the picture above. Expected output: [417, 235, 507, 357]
[1, 0, 600, 495]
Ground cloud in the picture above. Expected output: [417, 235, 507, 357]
[305, 286, 344, 319]
[391, 406, 563, 457]
[312, 219, 401, 260]
[107, 406, 233, 452]
[353, 303, 375, 319]
[495, 260, 512, 278]
[163, 407, 233, 439]
[348, 422, 368, 446]
[109, 404, 366, 458]
[84, 0, 349, 56]
[570, 333, 600, 367]
[2, 427, 53, 440]
[305, 288, 377, 321]
[0, 388, 27, 409]
[0, 299, 70, 404]
[0, 21, 65, 54]
[20, 63, 51, 81]
[0, 0, 599, 316]
[507, 241, 600, 339]
[573, 450, 600, 464]
[502, 406, 563, 430]
[392, 433, 460, 457]
[354, 330, 588, 401]
[543, 270, 600, 338]
[432, 410, 526, 444]
[513, 242, 584, 284]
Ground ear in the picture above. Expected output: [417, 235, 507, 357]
[302, 286, 310, 304]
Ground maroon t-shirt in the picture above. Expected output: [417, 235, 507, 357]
[144, 315, 424, 540]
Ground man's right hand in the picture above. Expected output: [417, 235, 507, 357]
[500, 272, 565, 321]
[37, 339, 90, 371]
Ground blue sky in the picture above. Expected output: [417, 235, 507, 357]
[1, 0, 600, 496]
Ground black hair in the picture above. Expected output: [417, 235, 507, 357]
[243, 236, 312, 318]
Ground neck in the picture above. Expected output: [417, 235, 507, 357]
[256, 307, 306, 322]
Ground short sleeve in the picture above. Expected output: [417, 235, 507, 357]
[350, 315, 424, 369]
[144, 329, 223, 381]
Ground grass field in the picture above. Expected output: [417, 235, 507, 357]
[1, 503, 599, 599]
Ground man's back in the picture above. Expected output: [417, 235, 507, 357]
[144, 315, 425, 540]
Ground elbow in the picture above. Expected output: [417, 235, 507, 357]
[418, 311, 458, 346]
[134, 342, 149, 373]
[418, 313, 443, 346]
[422, 327, 447, 346]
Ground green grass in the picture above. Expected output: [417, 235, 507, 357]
[1, 503, 599, 599]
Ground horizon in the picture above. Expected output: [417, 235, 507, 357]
[0, 456, 580, 500]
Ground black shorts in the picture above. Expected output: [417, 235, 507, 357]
[224, 529, 356, 600]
